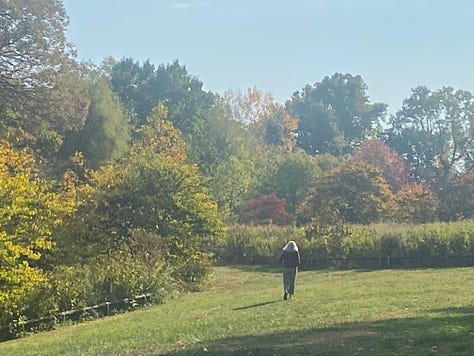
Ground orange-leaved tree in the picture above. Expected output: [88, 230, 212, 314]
[299, 162, 396, 225]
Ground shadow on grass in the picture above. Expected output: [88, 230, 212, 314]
[435, 306, 474, 315]
[233, 301, 278, 311]
[160, 311, 474, 356]
[220, 264, 282, 274]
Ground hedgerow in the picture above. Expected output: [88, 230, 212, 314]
[218, 220, 474, 268]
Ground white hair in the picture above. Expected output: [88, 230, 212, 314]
[283, 240, 298, 252]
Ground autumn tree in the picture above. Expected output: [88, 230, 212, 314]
[222, 88, 298, 151]
[133, 102, 187, 162]
[288, 73, 387, 156]
[0, 143, 74, 325]
[239, 194, 292, 226]
[298, 162, 395, 225]
[351, 139, 411, 192]
[261, 106, 299, 151]
[394, 184, 439, 223]
[222, 87, 274, 127]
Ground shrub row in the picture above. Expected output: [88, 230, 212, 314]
[0, 252, 190, 341]
[218, 220, 474, 269]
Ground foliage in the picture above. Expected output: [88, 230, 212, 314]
[287, 73, 387, 155]
[208, 147, 257, 222]
[61, 76, 131, 169]
[133, 102, 187, 163]
[55, 147, 222, 284]
[394, 183, 439, 223]
[440, 171, 474, 221]
[109, 58, 214, 134]
[298, 162, 395, 225]
[218, 220, 474, 269]
[4, 2, 474, 339]
[218, 225, 305, 264]
[386, 86, 474, 188]
[351, 139, 411, 192]
[0, 143, 74, 326]
[238, 194, 292, 226]
[0, 0, 73, 111]
[222, 87, 274, 127]
[258, 149, 333, 214]
[37, 252, 170, 313]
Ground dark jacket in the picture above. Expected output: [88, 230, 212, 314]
[280, 250, 300, 268]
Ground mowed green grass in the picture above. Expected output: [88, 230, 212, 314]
[1, 265, 474, 355]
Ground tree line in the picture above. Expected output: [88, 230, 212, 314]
[1, 0, 474, 336]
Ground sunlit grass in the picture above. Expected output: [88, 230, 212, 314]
[1, 266, 474, 355]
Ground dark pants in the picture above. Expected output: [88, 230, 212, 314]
[283, 267, 297, 294]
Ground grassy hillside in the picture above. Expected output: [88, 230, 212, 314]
[1, 265, 474, 355]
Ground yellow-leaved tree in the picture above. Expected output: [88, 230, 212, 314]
[0, 143, 74, 326]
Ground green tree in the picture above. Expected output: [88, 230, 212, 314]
[0, 1, 90, 164]
[0, 0, 73, 110]
[440, 172, 474, 221]
[109, 58, 214, 134]
[210, 147, 257, 221]
[385, 86, 474, 188]
[61, 77, 131, 169]
[287, 73, 387, 155]
[258, 149, 333, 214]
[186, 103, 238, 176]
[188, 101, 269, 222]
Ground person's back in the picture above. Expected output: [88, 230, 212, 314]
[281, 250, 300, 268]
[280, 241, 300, 300]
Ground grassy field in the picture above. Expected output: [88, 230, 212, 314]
[1, 265, 474, 355]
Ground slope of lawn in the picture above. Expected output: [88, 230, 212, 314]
[1, 265, 474, 355]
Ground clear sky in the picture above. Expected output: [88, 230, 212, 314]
[62, 0, 473, 114]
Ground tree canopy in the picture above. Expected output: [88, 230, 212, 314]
[299, 162, 395, 225]
[386, 86, 474, 187]
[109, 58, 214, 135]
[287, 73, 387, 156]
[0, 0, 73, 110]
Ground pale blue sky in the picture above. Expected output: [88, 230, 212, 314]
[62, 0, 473, 113]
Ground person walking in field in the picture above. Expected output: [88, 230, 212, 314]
[279, 240, 300, 300]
